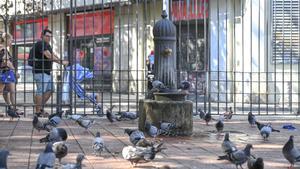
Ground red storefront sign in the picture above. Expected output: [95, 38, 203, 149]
[172, 0, 208, 21]
[70, 10, 114, 37]
[13, 18, 48, 42]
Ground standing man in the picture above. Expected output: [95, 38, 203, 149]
[32, 29, 68, 117]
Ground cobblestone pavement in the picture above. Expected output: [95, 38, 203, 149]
[0, 115, 300, 169]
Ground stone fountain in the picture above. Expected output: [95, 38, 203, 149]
[138, 11, 193, 136]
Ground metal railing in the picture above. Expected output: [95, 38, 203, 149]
[0, 0, 299, 116]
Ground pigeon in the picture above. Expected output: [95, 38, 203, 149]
[282, 135, 300, 169]
[66, 114, 84, 121]
[92, 131, 105, 156]
[0, 149, 9, 169]
[204, 112, 212, 126]
[118, 112, 138, 120]
[144, 121, 160, 138]
[227, 144, 253, 169]
[95, 103, 103, 116]
[33, 115, 51, 132]
[40, 128, 68, 143]
[124, 129, 145, 145]
[61, 153, 85, 169]
[296, 110, 300, 116]
[135, 138, 154, 148]
[198, 108, 212, 125]
[215, 115, 224, 134]
[106, 105, 118, 123]
[122, 142, 165, 166]
[178, 80, 191, 90]
[198, 108, 206, 119]
[36, 143, 56, 169]
[7, 108, 20, 121]
[224, 107, 233, 120]
[256, 122, 280, 141]
[221, 132, 237, 154]
[152, 80, 166, 91]
[255, 121, 266, 131]
[247, 156, 264, 169]
[44, 110, 64, 127]
[159, 122, 176, 136]
[76, 118, 94, 130]
[178, 80, 190, 94]
[48, 110, 64, 121]
[248, 112, 256, 127]
[52, 141, 68, 163]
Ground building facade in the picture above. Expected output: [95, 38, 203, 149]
[0, 0, 299, 108]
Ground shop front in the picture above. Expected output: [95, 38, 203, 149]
[171, 0, 208, 96]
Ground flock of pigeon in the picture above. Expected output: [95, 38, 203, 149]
[0, 105, 176, 168]
[1, 79, 299, 169]
[198, 108, 300, 169]
[0, 79, 189, 168]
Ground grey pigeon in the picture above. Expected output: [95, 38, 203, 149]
[224, 107, 233, 120]
[248, 112, 256, 127]
[144, 121, 160, 137]
[48, 110, 64, 120]
[52, 141, 68, 163]
[228, 144, 253, 169]
[122, 142, 165, 166]
[152, 80, 166, 91]
[215, 115, 224, 134]
[106, 106, 118, 123]
[33, 116, 51, 132]
[255, 121, 265, 131]
[118, 112, 138, 120]
[36, 143, 56, 169]
[40, 128, 68, 143]
[247, 156, 264, 169]
[256, 122, 280, 141]
[124, 129, 145, 145]
[92, 131, 105, 156]
[66, 114, 83, 121]
[76, 118, 94, 130]
[178, 80, 191, 91]
[61, 153, 85, 169]
[282, 135, 300, 169]
[44, 110, 64, 128]
[221, 132, 237, 154]
[198, 108, 211, 125]
[204, 112, 212, 126]
[198, 108, 206, 119]
[95, 103, 103, 117]
[7, 108, 20, 121]
[0, 149, 9, 169]
[159, 122, 176, 135]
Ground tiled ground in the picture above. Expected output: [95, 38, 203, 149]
[1, 114, 300, 169]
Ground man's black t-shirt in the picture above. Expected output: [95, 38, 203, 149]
[33, 40, 53, 75]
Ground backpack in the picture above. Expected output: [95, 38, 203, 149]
[28, 44, 35, 67]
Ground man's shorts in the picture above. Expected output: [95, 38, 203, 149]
[34, 73, 54, 96]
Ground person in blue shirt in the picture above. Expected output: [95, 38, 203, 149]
[146, 50, 154, 72]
